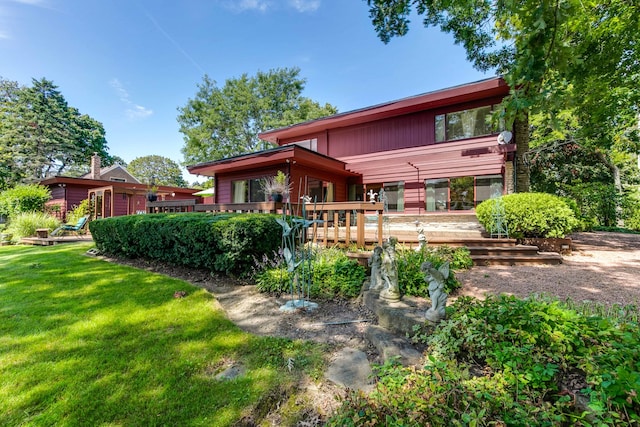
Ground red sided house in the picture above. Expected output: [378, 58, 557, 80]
[188, 77, 517, 215]
[40, 155, 198, 220]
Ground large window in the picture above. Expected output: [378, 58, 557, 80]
[306, 178, 334, 202]
[435, 105, 500, 142]
[383, 182, 404, 212]
[425, 179, 449, 212]
[231, 179, 266, 203]
[425, 175, 503, 212]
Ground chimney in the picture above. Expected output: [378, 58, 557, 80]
[91, 153, 101, 180]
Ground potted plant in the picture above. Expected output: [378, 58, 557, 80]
[146, 185, 158, 202]
[262, 171, 290, 202]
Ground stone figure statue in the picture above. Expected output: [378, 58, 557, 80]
[416, 228, 427, 252]
[380, 237, 401, 301]
[421, 261, 450, 322]
[368, 245, 384, 291]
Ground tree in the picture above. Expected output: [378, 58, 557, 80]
[0, 77, 111, 188]
[365, 0, 640, 192]
[127, 155, 187, 187]
[177, 67, 338, 165]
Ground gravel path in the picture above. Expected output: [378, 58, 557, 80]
[456, 231, 640, 306]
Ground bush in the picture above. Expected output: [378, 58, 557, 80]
[562, 182, 620, 229]
[89, 213, 282, 276]
[328, 295, 640, 425]
[66, 199, 91, 224]
[0, 184, 51, 218]
[476, 193, 579, 238]
[397, 246, 471, 298]
[6, 212, 60, 241]
[254, 247, 366, 299]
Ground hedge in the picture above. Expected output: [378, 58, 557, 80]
[476, 193, 579, 238]
[89, 213, 282, 275]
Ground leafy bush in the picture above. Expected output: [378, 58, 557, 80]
[329, 295, 640, 425]
[66, 199, 91, 224]
[0, 184, 51, 218]
[397, 246, 471, 298]
[253, 247, 366, 299]
[89, 213, 282, 276]
[5, 212, 60, 241]
[623, 197, 640, 232]
[476, 193, 579, 238]
[562, 182, 620, 229]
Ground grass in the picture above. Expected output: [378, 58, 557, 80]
[0, 243, 326, 426]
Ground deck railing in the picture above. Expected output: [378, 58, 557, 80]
[146, 199, 384, 248]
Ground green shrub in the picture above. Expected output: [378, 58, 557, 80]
[89, 213, 282, 276]
[476, 193, 579, 238]
[6, 212, 60, 241]
[254, 247, 366, 299]
[329, 295, 640, 425]
[397, 246, 470, 298]
[561, 182, 620, 229]
[66, 199, 91, 224]
[0, 184, 51, 218]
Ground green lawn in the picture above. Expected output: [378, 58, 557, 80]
[0, 243, 325, 426]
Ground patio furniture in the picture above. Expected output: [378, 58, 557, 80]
[51, 215, 89, 236]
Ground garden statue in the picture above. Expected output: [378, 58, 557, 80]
[367, 189, 378, 203]
[422, 261, 450, 322]
[379, 237, 401, 301]
[367, 246, 384, 291]
[416, 228, 427, 252]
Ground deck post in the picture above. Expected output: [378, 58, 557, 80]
[345, 211, 351, 245]
[377, 209, 383, 246]
[323, 212, 328, 246]
[333, 211, 339, 244]
[356, 209, 365, 248]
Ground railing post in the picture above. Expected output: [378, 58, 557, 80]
[345, 210, 351, 246]
[377, 208, 383, 246]
[323, 212, 328, 246]
[333, 211, 339, 245]
[356, 208, 365, 248]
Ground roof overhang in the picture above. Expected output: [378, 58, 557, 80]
[259, 77, 509, 144]
[188, 145, 360, 177]
[39, 176, 198, 195]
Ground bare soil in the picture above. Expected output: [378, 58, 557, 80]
[105, 231, 640, 424]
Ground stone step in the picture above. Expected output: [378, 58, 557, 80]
[364, 325, 423, 366]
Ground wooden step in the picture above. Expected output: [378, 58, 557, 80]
[467, 245, 540, 256]
[472, 253, 563, 266]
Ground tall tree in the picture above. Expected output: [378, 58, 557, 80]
[127, 155, 187, 187]
[177, 67, 338, 165]
[0, 77, 111, 188]
[365, 0, 640, 192]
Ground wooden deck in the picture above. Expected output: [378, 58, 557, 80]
[20, 234, 93, 246]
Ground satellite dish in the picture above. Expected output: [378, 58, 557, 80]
[497, 131, 513, 144]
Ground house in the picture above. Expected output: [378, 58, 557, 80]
[40, 154, 198, 220]
[187, 77, 516, 215]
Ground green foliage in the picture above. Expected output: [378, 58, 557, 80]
[66, 198, 91, 224]
[330, 295, 640, 425]
[254, 247, 366, 299]
[178, 67, 338, 165]
[0, 184, 51, 218]
[476, 193, 578, 238]
[5, 212, 60, 241]
[0, 77, 110, 188]
[397, 246, 471, 298]
[89, 213, 282, 276]
[127, 155, 187, 187]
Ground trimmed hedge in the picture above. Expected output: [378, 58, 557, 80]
[89, 213, 282, 275]
[476, 193, 579, 238]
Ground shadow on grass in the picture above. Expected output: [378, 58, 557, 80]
[0, 243, 315, 426]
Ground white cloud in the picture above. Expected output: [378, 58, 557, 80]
[227, 0, 270, 12]
[0, 30, 9, 39]
[109, 78, 153, 120]
[288, 0, 320, 13]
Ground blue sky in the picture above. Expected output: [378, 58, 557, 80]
[1, 0, 491, 183]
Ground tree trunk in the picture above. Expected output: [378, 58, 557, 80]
[595, 149, 624, 226]
[514, 112, 530, 192]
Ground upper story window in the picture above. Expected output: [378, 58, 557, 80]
[435, 105, 501, 142]
[110, 177, 126, 182]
